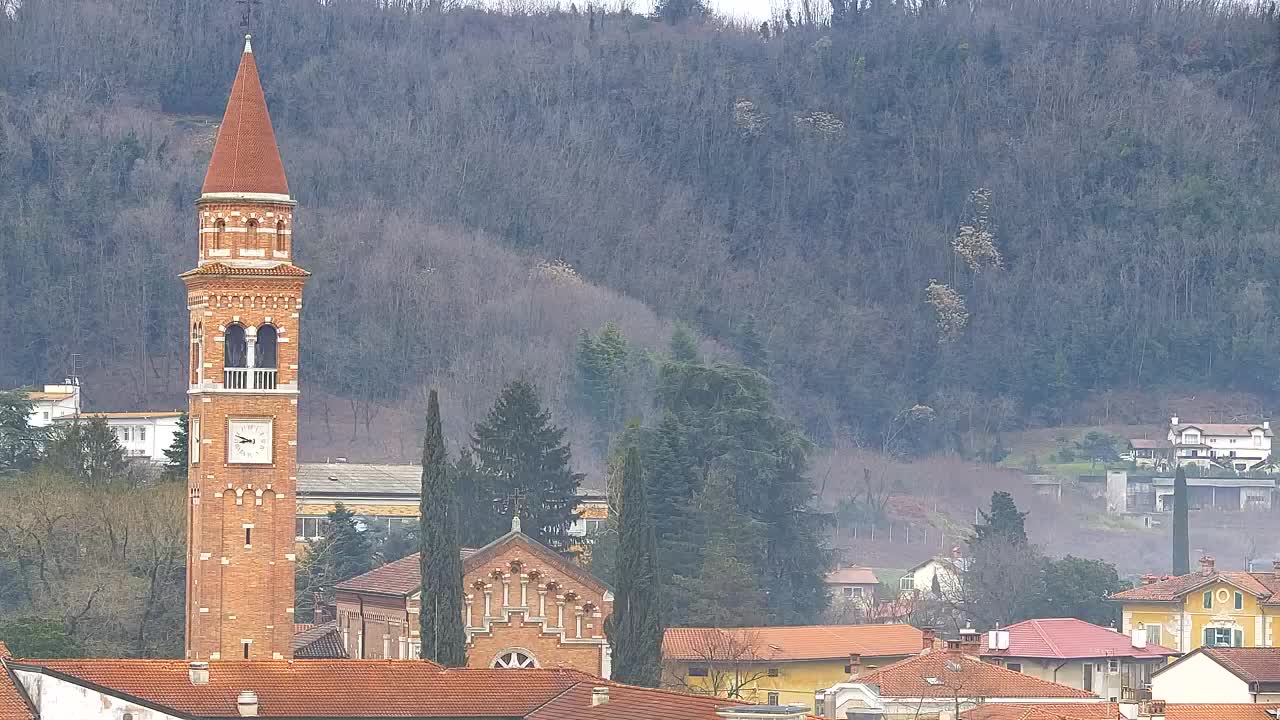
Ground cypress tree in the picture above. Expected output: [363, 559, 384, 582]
[1172, 465, 1190, 576]
[160, 412, 188, 482]
[605, 446, 664, 687]
[418, 390, 467, 665]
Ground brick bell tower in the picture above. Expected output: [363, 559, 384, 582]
[183, 35, 308, 660]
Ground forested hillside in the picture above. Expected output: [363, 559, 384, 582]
[3, 0, 1280, 460]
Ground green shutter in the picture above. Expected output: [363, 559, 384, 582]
[1234, 629, 1243, 647]
[1204, 627, 1215, 647]
[1203, 591, 1213, 609]
[1235, 592, 1244, 610]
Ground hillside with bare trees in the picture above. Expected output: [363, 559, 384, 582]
[3, 0, 1280, 469]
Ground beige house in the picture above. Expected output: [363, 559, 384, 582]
[1151, 647, 1280, 704]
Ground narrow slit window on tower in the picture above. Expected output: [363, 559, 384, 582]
[245, 528, 252, 546]
[214, 219, 225, 250]
[247, 218, 258, 243]
[276, 221, 286, 252]
[243, 641, 250, 659]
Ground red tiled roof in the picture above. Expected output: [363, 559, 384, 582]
[855, 651, 1094, 699]
[337, 532, 606, 598]
[22, 660, 589, 717]
[963, 703, 1280, 720]
[0, 644, 10, 659]
[182, 262, 310, 278]
[961, 704, 1121, 720]
[663, 624, 923, 662]
[826, 566, 880, 585]
[527, 682, 738, 720]
[980, 618, 1178, 660]
[1172, 422, 1272, 438]
[202, 38, 290, 196]
[1198, 647, 1280, 684]
[291, 621, 347, 659]
[0, 661, 33, 720]
[1110, 570, 1278, 603]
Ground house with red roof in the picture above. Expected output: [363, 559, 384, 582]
[663, 624, 929, 707]
[961, 700, 1280, 719]
[978, 619, 1179, 701]
[1150, 647, 1280, 705]
[814, 638, 1102, 720]
[825, 565, 881, 602]
[0, 655, 785, 720]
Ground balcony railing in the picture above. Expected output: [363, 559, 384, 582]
[224, 367, 278, 390]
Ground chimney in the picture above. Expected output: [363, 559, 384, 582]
[1131, 628, 1147, 650]
[1265, 421, 1271, 431]
[1140, 574, 1159, 585]
[1138, 699, 1166, 720]
[958, 627, 980, 652]
[189, 661, 209, 685]
[945, 639, 963, 653]
[847, 653, 862, 677]
[591, 686, 609, 707]
[1272, 559, 1280, 576]
[921, 627, 936, 650]
[237, 690, 259, 717]
[1199, 556, 1215, 576]
[1171, 416, 1179, 427]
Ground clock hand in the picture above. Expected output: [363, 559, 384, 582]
[236, 435, 253, 444]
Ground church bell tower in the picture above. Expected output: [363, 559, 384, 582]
[184, 35, 307, 660]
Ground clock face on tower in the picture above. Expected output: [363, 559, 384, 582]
[227, 418, 273, 464]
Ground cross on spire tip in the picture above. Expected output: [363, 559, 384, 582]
[244, 34, 253, 54]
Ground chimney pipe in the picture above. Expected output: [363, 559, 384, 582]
[1171, 416, 1179, 426]
[921, 627, 936, 651]
[189, 661, 209, 685]
[1199, 556, 1215, 576]
[847, 653, 862, 677]
[591, 686, 609, 707]
[1131, 628, 1147, 650]
[237, 690, 259, 717]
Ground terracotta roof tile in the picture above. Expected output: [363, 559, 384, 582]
[1199, 647, 1280, 684]
[663, 624, 923, 662]
[826, 566, 880, 585]
[21, 660, 593, 717]
[0, 660, 33, 720]
[980, 618, 1178, 660]
[182, 262, 310, 278]
[0, 644, 10, 659]
[1164, 704, 1280, 719]
[527, 682, 739, 720]
[202, 39, 290, 196]
[856, 651, 1094, 699]
[336, 552, 426, 596]
[1110, 570, 1276, 602]
[961, 704, 1121, 720]
[1172, 422, 1272, 438]
[291, 621, 347, 659]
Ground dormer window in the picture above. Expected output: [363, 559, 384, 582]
[1182, 430, 1200, 444]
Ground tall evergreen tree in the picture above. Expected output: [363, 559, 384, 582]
[668, 323, 701, 364]
[574, 323, 631, 445]
[471, 379, 583, 553]
[160, 412, 188, 482]
[0, 390, 43, 475]
[297, 503, 376, 622]
[42, 417, 128, 487]
[643, 412, 701, 583]
[605, 446, 664, 686]
[454, 448, 500, 548]
[1172, 466, 1190, 575]
[973, 490, 1028, 545]
[418, 389, 467, 666]
[734, 315, 767, 371]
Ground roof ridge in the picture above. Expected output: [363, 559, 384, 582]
[1031, 619, 1065, 658]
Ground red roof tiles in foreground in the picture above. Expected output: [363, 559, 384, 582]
[0, 646, 34, 720]
[963, 703, 1280, 720]
[1195, 647, 1280, 685]
[856, 651, 1094, 699]
[13, 659, 735, 720]
[663, 624, 923, 662]
[980, 618, 1179, 660]
[202, 37, 290, 197]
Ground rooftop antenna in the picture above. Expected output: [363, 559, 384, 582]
[68, 353, 81, 386]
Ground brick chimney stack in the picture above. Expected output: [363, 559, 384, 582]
[921, 626, 936, 651]
[847, 653, 862, 677]
[1199, 556, 1215, 576]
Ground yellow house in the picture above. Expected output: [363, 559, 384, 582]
[1111, 556, 1280, 652]
[662, 624, 927, 707]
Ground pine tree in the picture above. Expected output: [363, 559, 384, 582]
[734, 315, 767, 370]
[574, 323, 631, 444]
[160, 412, 188, 482]
[669, 323, 701, 364]
[454, 449, 501, 548]
[1173, 466, 1190, 575]
[0, 390, 44, 475]
[418, 390, 467, 666]
[297, 503, 376, 622]
[471, 379, 583, 553]
[643, 412, 701, 583]
[42, 417, 127, 487]
[972, 490, 1028, 545]
[605, 446, 664, 686]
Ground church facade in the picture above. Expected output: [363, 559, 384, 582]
[334, 520, 614, 677]
[184, 36, 307, 661]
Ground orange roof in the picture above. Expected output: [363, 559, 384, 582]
[11, 659, 733, 719]
[962, 703, 1280, 720]
[25, 391, 74, 401]
[855, 651, 1094, 699]
[663, 624, 923, 662]
[182, 262, 310, 278]
[0, 652, 34, 720]
[202, 37, 290, 197]
[961, 704, 1121, 720]
[1111, 569, 1280, 603]
[0, 644, 10, 659]
[826, 566, 880, 585]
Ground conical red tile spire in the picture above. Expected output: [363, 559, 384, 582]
[201, 35, 290, 197]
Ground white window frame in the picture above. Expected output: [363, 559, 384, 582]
[191, 417, 201, 464]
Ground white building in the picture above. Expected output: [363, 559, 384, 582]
[1168, 417, 1273, 472]
[22, 382, 81, 427]
[1151, 647, 1280, 704]
[60, 411, 183, 462]
[899, 554, 968, 600]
